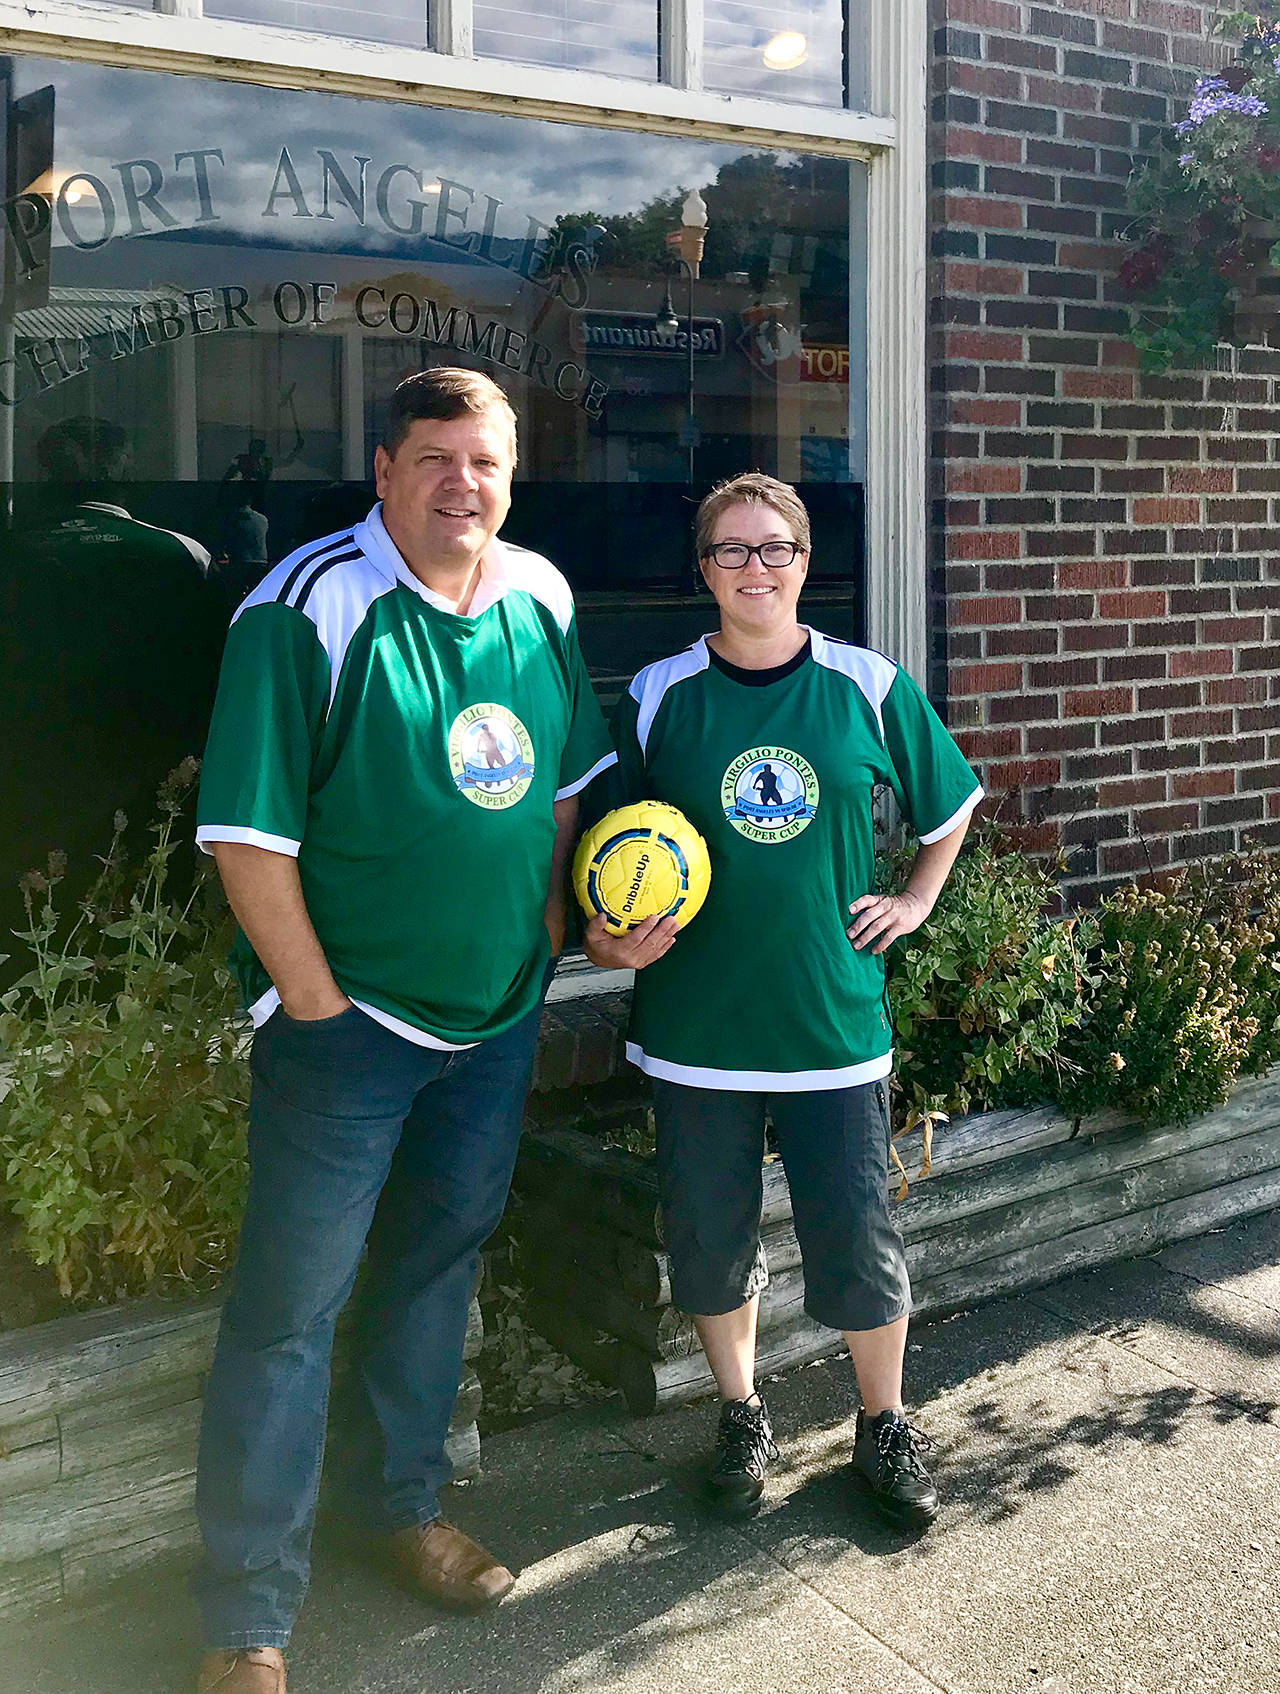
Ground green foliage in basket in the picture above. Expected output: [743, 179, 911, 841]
[0, 762, 249, 1302]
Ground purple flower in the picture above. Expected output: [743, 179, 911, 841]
[1176, 78, 1269, 134]
[1179, 151, 1193, 164]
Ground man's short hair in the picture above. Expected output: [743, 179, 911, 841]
[36, 417, 131, 489]
[383, 367, 519, 465]
[695, 471, 811, 559]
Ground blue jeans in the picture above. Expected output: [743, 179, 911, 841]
[193, 997, 542, 1651]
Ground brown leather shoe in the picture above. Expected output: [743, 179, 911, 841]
[386, 1518, 516, 1612]
[196, 1647, 286, 1693]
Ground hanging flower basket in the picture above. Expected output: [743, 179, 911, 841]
[1121, 9, 1280, 370]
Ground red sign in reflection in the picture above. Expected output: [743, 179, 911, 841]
[799, 344, 849, 383]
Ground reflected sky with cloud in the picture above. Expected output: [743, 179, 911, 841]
[704, 0, 845, 108]
[475, 1, 658, 78]
[11, 55, 757, 265]
[205, 0, 426, 49]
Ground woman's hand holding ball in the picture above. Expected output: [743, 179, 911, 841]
[583, 911, 680, 971]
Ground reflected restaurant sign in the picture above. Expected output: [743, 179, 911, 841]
[572, 311, 724, 358]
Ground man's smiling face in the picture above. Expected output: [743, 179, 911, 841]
[374, 409, 514, 574]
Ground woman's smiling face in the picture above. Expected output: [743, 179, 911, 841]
[699, 500, 809, 636]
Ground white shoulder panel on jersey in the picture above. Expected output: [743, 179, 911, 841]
[630, 637, 711, 756]
[233, 527, 396, 708]
[120, 514, 213, 573]
[496, 540, 576, 636]
[810, 632, 899, 741]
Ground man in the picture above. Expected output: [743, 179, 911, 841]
[192, 368, 614, 1694]
[0, 417, 223, 984]
[213, 491, 270, 608]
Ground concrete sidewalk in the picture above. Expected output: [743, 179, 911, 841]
[6, 1209, 1280, 1694]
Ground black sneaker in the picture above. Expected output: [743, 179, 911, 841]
[706, 1394, 779, 1518]
[849, 1408, 939, 1531]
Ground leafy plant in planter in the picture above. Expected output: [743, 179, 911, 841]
[1058, 852, 1280, 1127]
[882, 829, 1099, 1166]
[1120, 7, 1280, 370]
[0, 761, 250, 1302]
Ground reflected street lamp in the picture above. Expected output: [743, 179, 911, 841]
[654, 188, 708, 490]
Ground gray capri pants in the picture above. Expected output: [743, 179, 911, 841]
[652, 1077, 912, 1333]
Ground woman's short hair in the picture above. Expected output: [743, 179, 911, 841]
[383, 366, 519, 465]
[695, 472, 811, 558]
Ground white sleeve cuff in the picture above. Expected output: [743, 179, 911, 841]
[554, 750, 618, 803]
[917, 786, 984, 845]
[196, 825, 302, 857]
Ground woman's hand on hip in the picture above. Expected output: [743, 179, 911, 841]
[846, 890, 931, 955]
[583, 911, 680, 971]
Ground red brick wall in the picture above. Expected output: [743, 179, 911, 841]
[929, 0, 1280, 898]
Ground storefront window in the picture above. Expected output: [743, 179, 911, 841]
[0, 53, 865, 936]
[703, 0, 846, 108]
[205, 1, 427, 49]
[474, 1, 658, 78]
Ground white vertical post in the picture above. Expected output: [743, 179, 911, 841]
[662, 0, 703, 91]
[431, 0, 473, 57]
[341, 328, 365, 481]
[154, 0, 205, 16]
[863, 0, 927, 684]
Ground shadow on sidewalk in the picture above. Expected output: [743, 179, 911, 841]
[6, 1210, 1280, 1692]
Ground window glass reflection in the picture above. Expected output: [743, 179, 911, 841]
[205, 0, 427, 50]
[703, 0, 845, 108]
[0, 55, 863, 952]
[474, 1, 658, 79]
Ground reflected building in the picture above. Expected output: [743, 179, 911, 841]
[0, 9, 873, 935]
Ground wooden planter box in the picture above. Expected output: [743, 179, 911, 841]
[512, 1069, 1280, 1415]
[0, 1294, 484, 1622]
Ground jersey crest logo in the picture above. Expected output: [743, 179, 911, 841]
[449, 704, 535, 809]
[721, 745, 819, 843]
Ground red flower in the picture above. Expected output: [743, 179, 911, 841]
[1119, 246, 1163, 292]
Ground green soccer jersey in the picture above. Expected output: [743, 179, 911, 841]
[612, 631, 983, 1090]
[197, 505, 614, 1047]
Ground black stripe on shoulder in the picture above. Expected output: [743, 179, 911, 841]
[293, 547, 361, 615]
[277, 532, 355, 605]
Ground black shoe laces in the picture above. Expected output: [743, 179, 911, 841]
[873, 1416, 934, 1484]
[716, 1400, 779, 1471]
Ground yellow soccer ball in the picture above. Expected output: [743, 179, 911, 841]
[573, 801, 712, 936]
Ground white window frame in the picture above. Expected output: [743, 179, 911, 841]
[0, 0, 924, 680]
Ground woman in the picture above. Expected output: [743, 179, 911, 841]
[585, 473, 982, 1526]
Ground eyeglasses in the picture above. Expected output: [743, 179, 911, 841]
[702, 541, 805, 569]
